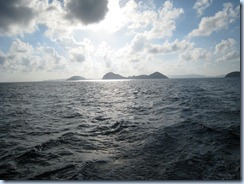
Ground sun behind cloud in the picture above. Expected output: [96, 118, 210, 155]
[0, 0, 240, 82]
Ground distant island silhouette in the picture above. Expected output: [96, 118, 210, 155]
[102, 72, 168, 80]
[102, 72, 126, 79]
[67, 76, 86, 80]
[65, 71, 239, 81]
[225, 71, 240, 78]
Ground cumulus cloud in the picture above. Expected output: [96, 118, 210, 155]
[2, 39, 66, 72]
[0, 0, 36, 36]
[148, 39, 194, 54]
[118, 0, 183, 39]
[0, 0, 109, 37]
[69, 49, 86, 63]
[214, 38, 239, 62]
[193, 0, 213, 16]
[214, 38, 236, 54]
[145, 1, 184, 39]
[121, 0, 157, 31]
[217, 51, 239, 62]
[2, 39, 34, 71]
[130, 34, 146, 53]
[178, 37, 239, 64]
[188, 3, 239, 37]
[180, 48, 211, 62]
[67, 38, 95, 63]
[65, 0, 109, 25]
[8, 39, 34, 54]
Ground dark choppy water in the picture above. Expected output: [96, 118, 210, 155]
[0, 78, 240, 180]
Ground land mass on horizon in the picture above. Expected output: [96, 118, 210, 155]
[102, 72, 168, 80]
[67, 76, 86, 81]
[225, 71, 240, 78]
[65, 71, 239, 81]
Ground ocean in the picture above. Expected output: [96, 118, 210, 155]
[0, 78, 240, 180]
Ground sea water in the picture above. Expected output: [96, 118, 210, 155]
[0, 78, 240, 180]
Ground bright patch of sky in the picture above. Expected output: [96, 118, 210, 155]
[0, 0, 240, 82]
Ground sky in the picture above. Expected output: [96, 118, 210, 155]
[0, 0, 240, 82]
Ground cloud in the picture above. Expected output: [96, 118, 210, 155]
[4, 39, 34, 70]
[0, 0, 109, 37]
[65, 0, 109, 25]
[8, 39, 34, 54]
[145, 1, 184, 39]
[67, 38, 95, 63]
[179, 37, 239, 64]
[148, 39, 194, 54]
[69, 49, 86, 63]
[180, 48, 211, 62]
[214, 38, 239, 62]
[35, 46, 67, 72]
[0, 50, 5, 65]
[188, 3, 239, 37]
[35, 0, 77, 40]
[3, 39, 34, 71]
[117, 0, 183, 39]
[121, 0, 157, 31]
[193, 0, 213, 16]
[0, 0, 36, 36]
[130, 34, 146, 53]
[214, 38, 236, 54]
[217, 51, 239, 62]
[2, 39, 67, 72]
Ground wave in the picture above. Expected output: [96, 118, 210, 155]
[0, 79, 240, 180]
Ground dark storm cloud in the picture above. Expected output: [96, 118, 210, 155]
[0, 0, 35, 33]
[65, 0, 109, 25]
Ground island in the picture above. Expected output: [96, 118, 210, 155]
[147, 72, 168, 79]
[67, 76, 86, 80]
[102, 72, 126, 80]
[225, 71, 240, 78]
[103, 71, 168, 80]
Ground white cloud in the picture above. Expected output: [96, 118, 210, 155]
[129, 34, 146, 53]
[214, 38, 240, 62]
[180, 47, 211, 62]
[121, 0, 157, 31]
[217, 50, 239, 62]
[68, 47, 86, 63]
[36, 46, 67, 71]
[106, 0, 183, 39]
[2, 39, 67, 72]
[0, 0, 240, 80]
[214, 38, 236, 54]
[188, 3, 239, 37]
[67, 38, 95, 63]
[148, 39, 194, 54]
[35, 0, 77, 40]
[0, 0, 184, 42]
[8, 39, 34, 54]
[179, 37, 240, 64]
[145, 1, 184, 39]
[193, 0, 213, 16]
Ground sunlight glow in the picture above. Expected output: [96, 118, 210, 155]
[88, 0, 126, 33]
